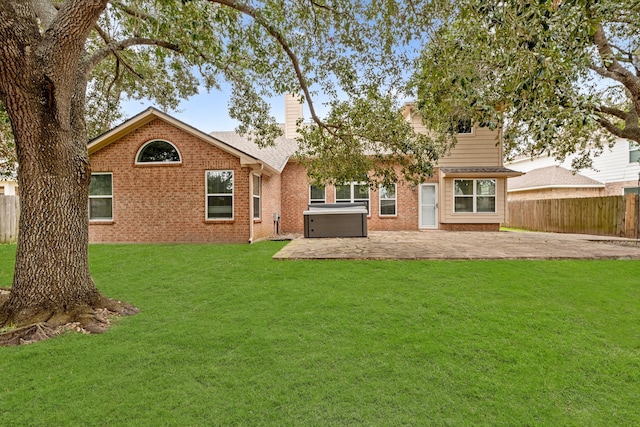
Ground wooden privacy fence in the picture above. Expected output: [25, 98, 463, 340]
[0, 195, 19, 243]
[506, 194, 640, 238]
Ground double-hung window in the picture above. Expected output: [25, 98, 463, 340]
[379, 184, 397, 216]
[309, 184, 326, 204]
[253, 175, 261, 219]
[335, 182, 370, 213]
[206, 170, 233, 219]
[454, 179, 496, 213]
[89, 173, 113, 220]
[630, 141, 640, 163]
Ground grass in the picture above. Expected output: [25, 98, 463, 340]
[0, 242, 639, 426]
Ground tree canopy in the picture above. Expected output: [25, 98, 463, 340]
[412, 0, 640, 169]
[0, 0, 444, 334]
[1, 0, 449, 187]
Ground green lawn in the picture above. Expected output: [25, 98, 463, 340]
[0, 242, 639, 426]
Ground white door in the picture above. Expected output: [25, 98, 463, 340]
[419, 184, 438, 229]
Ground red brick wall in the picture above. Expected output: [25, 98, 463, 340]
[440, 223, 499, 231]
[280, 162, 310, 234]
[89, 118, 253, 243]
[280, 162, 441, 233]
[252, 172, 281, 242]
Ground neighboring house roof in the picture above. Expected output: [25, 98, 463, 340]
[508, 166, 604, 192]
[210, 128, 299, 172]
[440, 166, 523, 178]
[88, 107, 283, 175]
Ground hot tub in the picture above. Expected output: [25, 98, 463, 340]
[303, 203, 368, 238]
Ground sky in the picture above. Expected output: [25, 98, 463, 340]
[121, 85, 312, 133]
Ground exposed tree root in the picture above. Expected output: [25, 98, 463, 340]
[0, 293, 140, 347]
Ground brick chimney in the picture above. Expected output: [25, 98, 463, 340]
[284, 94, 303, 139]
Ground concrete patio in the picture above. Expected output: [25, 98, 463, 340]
[272, 230, 640, 260]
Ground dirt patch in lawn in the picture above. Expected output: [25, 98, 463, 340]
[0, 288, 137, 347]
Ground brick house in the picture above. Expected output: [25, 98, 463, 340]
[87, 97, 521, 243]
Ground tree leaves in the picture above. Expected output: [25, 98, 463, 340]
[412, 0, 640, 168]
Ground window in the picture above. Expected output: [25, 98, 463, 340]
[456, 118, 473, 134]
[454, 179, 496, 213]
[379, 184, 397, 216]
[624, 187, 639, 196]
[136, 140, 181, 163]
[309, 184, 326, 204]
[253, 174, 261, 219]
[89, 173, 113, 220]
[630, 141, 640, 163]
[206, 171, 233, 219]
[0, 186, 4, 195]
[335, 182, 370, 213]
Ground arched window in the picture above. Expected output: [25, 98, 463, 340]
[136, 140, 181, 163]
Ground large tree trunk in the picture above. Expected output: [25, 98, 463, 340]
[0, 1, 135, 332]
[0, 100, 100, 327]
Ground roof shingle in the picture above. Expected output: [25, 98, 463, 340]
[508, 166, 604, 191]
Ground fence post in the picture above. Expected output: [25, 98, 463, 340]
[624, 194, 639, 238]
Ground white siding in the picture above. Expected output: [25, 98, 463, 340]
[507, 138, 640, 189]
[0, 180, 18, 196]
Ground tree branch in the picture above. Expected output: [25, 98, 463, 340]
[595, 113, 638, 140]
[210, 0, 336, 130]
[591, 23, 640, 93]
[596, 105, 630, 121]
[84, 37, 182, 77]
[41, 0, 109, 73]
[110, 1, 157, 22]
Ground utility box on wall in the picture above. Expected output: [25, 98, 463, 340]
[303, 203, 368, 238]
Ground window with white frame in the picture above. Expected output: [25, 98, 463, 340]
[335, 182, 370, 213]
[453, 179, 496, 213]
[630, 141, 640, 163]
[456, 118, 473, 134]
[136, 140, 181, 163]
[253, 174, 261, 219]
[309, 184, 326, 204]
[379, 184, 397, 216]
[89, 173, 113, 220]
[206, 170, 233, 219]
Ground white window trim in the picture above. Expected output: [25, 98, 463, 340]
[453, 179, 496, 214]
[456, 119, 474, 135]
[135, 139, 182, 165]
[206, 170, 234, 221]
[253, 174, 261, 220]
[379, 183, 397, 217]
[89, 172, 113, 221]
[309, 184, 326, 204]
[335, 182, 370, 215]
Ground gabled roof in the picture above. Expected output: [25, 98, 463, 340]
[508, 166, 604, 192]
[87, 107, 283, 175]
